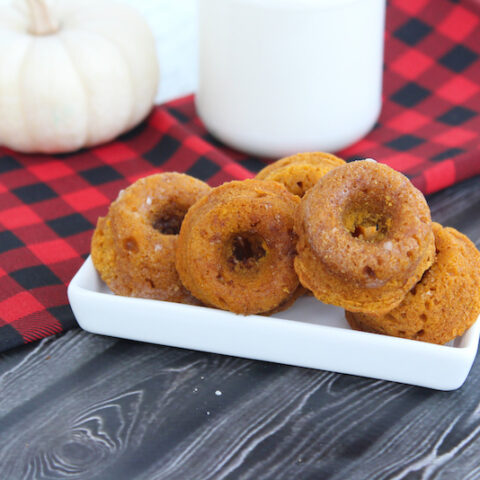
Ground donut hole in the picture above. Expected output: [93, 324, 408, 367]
[152, 205, 188, 235]
[363, 266, 376, 279]
[227, 233, 267, 270]
[343, 206, 392, 243]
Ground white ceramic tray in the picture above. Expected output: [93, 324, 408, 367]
[68, 257, 480, 391]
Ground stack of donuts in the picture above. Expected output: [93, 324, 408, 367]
[91, 153, 480, 345]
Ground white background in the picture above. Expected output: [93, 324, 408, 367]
[121, 0, 197, 104]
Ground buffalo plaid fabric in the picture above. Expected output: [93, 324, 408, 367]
[1, 0, 480, 352]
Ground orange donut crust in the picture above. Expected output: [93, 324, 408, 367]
[176, 179, 300, 314]
[265, 285, 309, 315]
[294, 161, 435, 313]
[256, 152, 345, 197]
[91, 172, 211, 304]
[346, 223, 480, 344]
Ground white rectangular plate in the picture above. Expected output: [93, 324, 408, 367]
[68, 257, 480, 390]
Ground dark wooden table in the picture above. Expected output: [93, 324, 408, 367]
[1, 175, 480, 480]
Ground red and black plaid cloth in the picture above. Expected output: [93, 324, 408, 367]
[1, 0, 480, 352]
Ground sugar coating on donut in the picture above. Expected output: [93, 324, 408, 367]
[346, 223, 480, 344]
[91, 172, 211, 304]
[175, 179, 300, 314]
[294, 160, 435, 314]
[256, 152, 345, 197]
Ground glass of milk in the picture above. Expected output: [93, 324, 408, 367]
[196, 0, 386, 157]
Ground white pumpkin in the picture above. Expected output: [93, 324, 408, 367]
[0, 0, 159, 153]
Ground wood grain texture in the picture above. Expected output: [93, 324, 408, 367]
[1, 175, 480, 480]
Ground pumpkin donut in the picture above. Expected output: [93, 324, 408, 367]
[255, 152, 345, 197]
[294, 160, 435, 314]
[91, 172, 211, 304]
[346, 223, 480, 344]
[176, 179, 300, 314]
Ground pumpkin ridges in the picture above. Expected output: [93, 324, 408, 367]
[71, 27, 138, 135]
[61, 29, 134, 147]
[23, 39, 89, 152]
[57, 34, 92, 147]
[75, 9, 159, 130]
[16, 39, 35, 151]
[0, 36, 34, 152]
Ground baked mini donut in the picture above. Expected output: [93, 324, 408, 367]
[295, 160, 435, 313]
[176, 179, 300, 314]
[255, 152, 345, 197]
[91, 172, 211, 303]
[346, 223, 480, 344]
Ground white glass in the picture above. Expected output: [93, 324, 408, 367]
[196, 0, 386, 157]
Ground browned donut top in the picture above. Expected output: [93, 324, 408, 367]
[298, 161, 433, 287]
[110, 172, 211, 237]
[176, 179, 300, 314]
[91, 172, 211, 303]
[346, 223, 480, 344]
[256, 152, 345, 197]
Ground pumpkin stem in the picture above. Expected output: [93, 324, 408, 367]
[27, 0, 60, 35]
